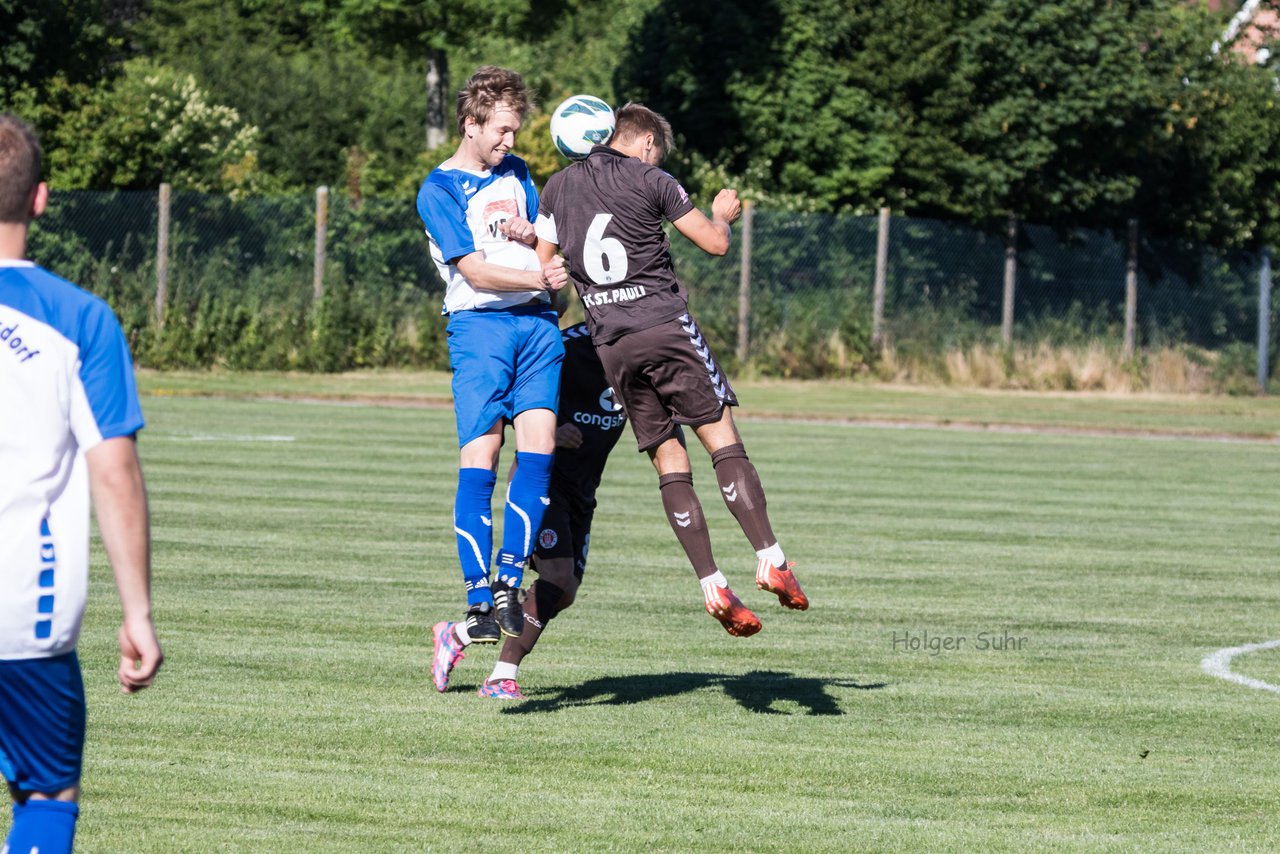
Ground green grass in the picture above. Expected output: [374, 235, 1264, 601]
[48, 385, 1280, 851]
[138, 369, 1280, 439]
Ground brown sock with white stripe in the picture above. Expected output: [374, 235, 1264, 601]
[711, 443, 779, 552]
[658, 471, 719, 582]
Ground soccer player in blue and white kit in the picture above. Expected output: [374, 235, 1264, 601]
[0, 115, 163, 854]
[417, 67, 570, 643]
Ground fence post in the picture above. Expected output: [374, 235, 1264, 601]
[1260, 247, 1272, 395]
[873, 206, 890, 348]
[155, 183, 171, 330]
[736, 200, 753, 366]
[1123, 218, 1138, 359]
[314, 185, 329, 301]
[1002, 214, 1018, 347]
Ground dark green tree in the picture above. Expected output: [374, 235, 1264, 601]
[135, 1, 425, 191]
[0, 0, 125, 101]
[616, 0, 899, 213]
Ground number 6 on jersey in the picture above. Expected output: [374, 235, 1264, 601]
[583, 213, 628, 284]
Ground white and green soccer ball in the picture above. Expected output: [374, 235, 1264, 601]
[550, 95, 615, 160]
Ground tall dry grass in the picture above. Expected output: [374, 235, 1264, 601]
[876, 342, 1229, 393]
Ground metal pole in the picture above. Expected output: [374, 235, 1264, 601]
[1124, 218, 1138, 359]
[736, 200, 753, 366]
[155, 183, 171, 330]
[314, 186, 329, 301]
[873, 206, 890, 348]
[1259, 247, 1272, 394]
[1002, 214, 1017, 347]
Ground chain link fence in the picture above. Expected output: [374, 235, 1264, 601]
[26, 189, 1277, 391]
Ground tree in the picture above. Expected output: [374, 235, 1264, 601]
[616, 0, 1280, 247]
[43, 59, 267, 193]
[616, 0, 899, 213]
[303, 0, 564, 149]
[0, 0, 124, 101]
[135, 1, 426, 191]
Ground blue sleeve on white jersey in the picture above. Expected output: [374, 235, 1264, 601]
[0, 265, 144, 440]
[78, 298, 144, 440]
[417, 173, 475, 264]
[510, 155, 540, 223]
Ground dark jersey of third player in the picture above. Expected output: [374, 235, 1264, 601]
[538, 145, 696, 344]
[553, 323, 626, 511]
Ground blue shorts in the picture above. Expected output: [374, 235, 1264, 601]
[446, 305, 564, 447]
[0, 652, 86, 793]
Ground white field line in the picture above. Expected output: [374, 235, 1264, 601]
[158, 433, 295, 442]
[1201, 640, 1280, 694]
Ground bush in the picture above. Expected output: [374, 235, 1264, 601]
[1212, 342, 1261, 396]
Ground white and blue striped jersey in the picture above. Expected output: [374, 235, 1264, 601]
[416, 153, 548, 314]
[0, 260, 144, 661]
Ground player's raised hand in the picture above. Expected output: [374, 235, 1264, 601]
[118, 616, 163, 694]
[711, 189, 742, 226]
[541, 255, 569, 292]
[499, 215, 536, 246]
[555, 422, 584, 449]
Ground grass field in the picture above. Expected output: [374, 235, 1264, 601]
[44, 379, 1280, 851]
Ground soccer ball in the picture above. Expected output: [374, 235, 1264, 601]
[550, 95, 615, 160]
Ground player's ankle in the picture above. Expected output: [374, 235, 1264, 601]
[489, 661, 519, 682]
[755, 543, 785, 568]
[698, 570, 728, 590]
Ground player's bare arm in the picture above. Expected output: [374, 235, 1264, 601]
[672, 189, 741, 257]
[85, 435, 163, 694]
[535, 236, 560, 266]
[455, 251, 568, 292]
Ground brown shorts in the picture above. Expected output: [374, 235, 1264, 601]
[594, 313, 738, 452]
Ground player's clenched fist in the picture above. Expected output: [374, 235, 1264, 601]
[555, 422, 584, 449]
[541, 255, 569, 291]
[498, 215, 536, 246]
[118, 617, 163, 694]
[711, 189, 742, 226]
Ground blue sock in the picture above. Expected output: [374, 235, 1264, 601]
[7, 799, 79, 854]
[454, 468, 497, 608]
[496, 451, 554, 589]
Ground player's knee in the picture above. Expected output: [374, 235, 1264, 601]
[532, 578, 567, 621]
[555, 575, 581, 613]
[20, 787, 80, 804]
[649, 433, 691, 474]
[536, 556, 575, 588]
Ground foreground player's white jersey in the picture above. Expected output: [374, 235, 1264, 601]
[0, 260, 143, 660]
[417, 153, 548, 314]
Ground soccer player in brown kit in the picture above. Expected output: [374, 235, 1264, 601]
[534, 103, 808, 636]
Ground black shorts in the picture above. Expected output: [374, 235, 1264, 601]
[532, 488, 594, 581]
[594, 313, 738, 452]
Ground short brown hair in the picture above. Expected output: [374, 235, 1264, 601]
[456, 66, 533, 135]
[612, 103, 675, 162]
[0, 114, 41, 224]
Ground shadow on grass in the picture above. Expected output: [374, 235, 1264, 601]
[501, 670, 887, 715]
